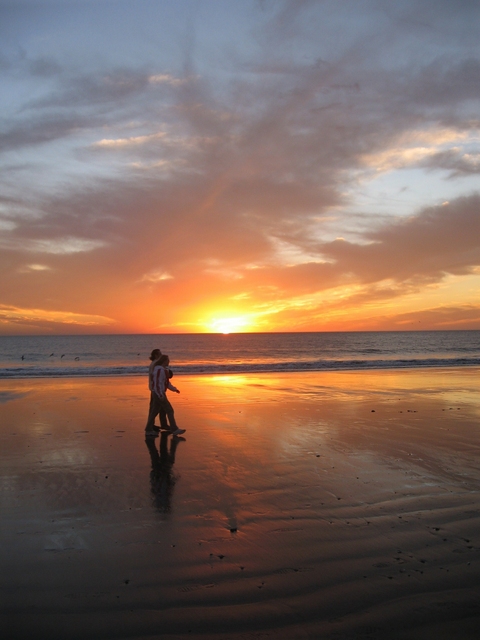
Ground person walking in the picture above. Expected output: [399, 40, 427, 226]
[145, 349, 168, 434]
[146, 355, 186, 438]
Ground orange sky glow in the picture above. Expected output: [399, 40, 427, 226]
[0, 1, 479, 335]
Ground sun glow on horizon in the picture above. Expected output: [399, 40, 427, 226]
[208, 315, 254, 334]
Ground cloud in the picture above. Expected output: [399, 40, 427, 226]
[384, 303, 480, 329]
[0, 236, 106, 254]
[148, 73, 187, 86]
[0, 218, 16, 231]
[19, 264, 51, 272]
[0, 304, 115, 332]
[270, 300, 480, 332]
[421, 149, 480, 176]
[195, 192, 480, 321]
[359, 126, 475, 173]
[407, 58, 480, 107]
[91, 132, 167, 149]
[318, 194, 480, 285]
[333, 303, 480, 332]
[140, 269, 174, 283]
[0, 114, 95, 152]
[29, 69, 152, 109]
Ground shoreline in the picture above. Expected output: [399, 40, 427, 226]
[1, 360, 480, 380]
[2, 369, 480, 639]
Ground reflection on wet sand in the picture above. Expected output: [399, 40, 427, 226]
[145, 432, 185, 514]
[1, 370, 480, 639]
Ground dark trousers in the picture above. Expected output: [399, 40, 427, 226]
[146, 392, 178, 432]
[145, 390, 169, 431]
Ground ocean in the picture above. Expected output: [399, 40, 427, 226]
[0, 331, 479, 379]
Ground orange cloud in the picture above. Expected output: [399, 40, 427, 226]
[0, 304, 115, 334]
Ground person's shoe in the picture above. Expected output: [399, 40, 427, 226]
[153, 425, 161, 432]
[171, 428, 186, 436]
[145, 430, 159, 437]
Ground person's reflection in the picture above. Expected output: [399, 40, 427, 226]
[145, 432, 184, 513]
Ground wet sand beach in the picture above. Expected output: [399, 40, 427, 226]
[1, 369, 480, 639]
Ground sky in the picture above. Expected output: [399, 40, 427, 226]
[0, 0, 479, 335]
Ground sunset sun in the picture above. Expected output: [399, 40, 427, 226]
[208, 316, 253, 334]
